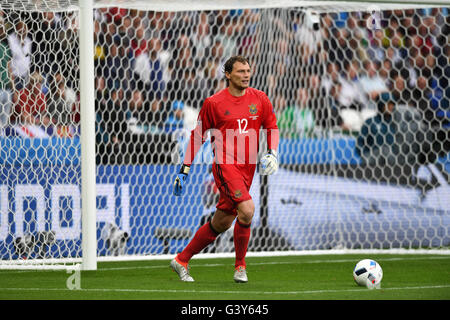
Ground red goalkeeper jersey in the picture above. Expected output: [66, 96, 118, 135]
[183, 87, 279, 183]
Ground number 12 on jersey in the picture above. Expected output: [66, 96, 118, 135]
[237, 118, 248, 134]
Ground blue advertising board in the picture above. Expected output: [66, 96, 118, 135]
[0, 163, 210, 259]
[0, 137, 449, 260]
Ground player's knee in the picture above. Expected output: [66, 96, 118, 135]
[237, 201, 255, 224]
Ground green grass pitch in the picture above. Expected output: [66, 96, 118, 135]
[0, 254, 449, 300]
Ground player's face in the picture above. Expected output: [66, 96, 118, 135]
[227, 62, 251, 90]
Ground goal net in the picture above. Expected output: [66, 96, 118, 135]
[0, 0, 448, 269]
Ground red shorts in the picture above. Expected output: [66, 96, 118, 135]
[212, 163, 254, 216]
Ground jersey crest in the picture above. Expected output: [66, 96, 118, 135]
[248, 104, 258, 115]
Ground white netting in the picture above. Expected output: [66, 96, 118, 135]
[0, 5, 81, 268]
[0, 1, 449, 268]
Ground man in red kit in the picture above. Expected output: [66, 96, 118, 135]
[171, 56, 279, 283]
[12, 71, 50, 126]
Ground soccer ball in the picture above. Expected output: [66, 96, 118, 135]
[353, 259, 383, 288]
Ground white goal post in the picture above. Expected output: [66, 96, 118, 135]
[0, 0, 449, 270]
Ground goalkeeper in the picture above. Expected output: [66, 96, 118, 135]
[171, 56, 279, 283]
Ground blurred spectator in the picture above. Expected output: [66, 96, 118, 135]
[147, 38, 166, 95]
[268, 38, 296, 101]
[95, 75, 108, 111]
[131, 28, 165, 95]
[96, 87, 128, 164]
[347, 13, 369, 45]
[209, 38, 226, 75]
[295, 11, 323, 62]
[117, 16, 133, 47]
[11, 71, 49, 126]
[127, 89, 148, 133]
[8, 21, 32, 90]
[237, 9, 260, 57]
[104, 7, 128, 25]
[165, 100, 184, 132]
[200, 60, 224, 96]
[130, 25, 148, 58]
[127, 89, 170, 136]
[412, 76, 433, 117]
[325, 28, 353, 69]
[190, 12, 213, 64]
[319, 63, 345, 130]
[337, 60, 362, 110]
[434, 40, 449, 91]
[104, 40, 130, 90]
[94, 20, 106, 74]
[356, 97, 396, 165]
[366, 29, 385, 64]
[336, 60, 368, 131]
[359, 60, 388, 103]
[47, 72, 77, 127]
[390, 71, 412, 106]
[140, 46, 165, 95]
[214, 16, 239, 61]
[321, 62, 341, 96]
[147, 37, 171, 85]
[356, 95, 438, 197]
[379, 58, 393, 80]
[384, 25, 407, 65]
[423, 55, 440, 90]
[175, 34, 196, 70]
[167, 68, 203, 109]
[104, 17, 119, 46]
[94, 8, 109, 24]
[302, 75, 324, 130]
[413, 76, 450, 163]
[0, 21, 12, 128]
[125, 89, 174, 163]
[413, 26, 433, 58]
[31, 12, 63, 76]
[58, 12, 80, 90]
[278, 90, 315, 138]
[148, 96, 170, 132]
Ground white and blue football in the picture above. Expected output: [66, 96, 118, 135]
[353, 259, 383, 287]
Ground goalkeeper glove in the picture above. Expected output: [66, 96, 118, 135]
[260, 150, 278, 175]
[173, 164, 190, 196]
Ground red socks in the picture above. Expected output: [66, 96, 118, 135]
[176, 219, 252, 269]
[177, 221, 219, 264]
[234, 219, 251, 268]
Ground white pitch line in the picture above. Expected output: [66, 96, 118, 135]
[98, 255, 450, 271]
[0, 256, 448, 274]
[1, 285, 449, 296]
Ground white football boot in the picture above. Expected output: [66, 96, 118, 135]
[233, 266, 248, 283]
[170, 258, 194, 282]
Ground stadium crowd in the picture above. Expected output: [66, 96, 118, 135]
[0, 7, 448, 165]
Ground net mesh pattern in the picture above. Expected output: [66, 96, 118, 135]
[0, 2, 448, 265]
